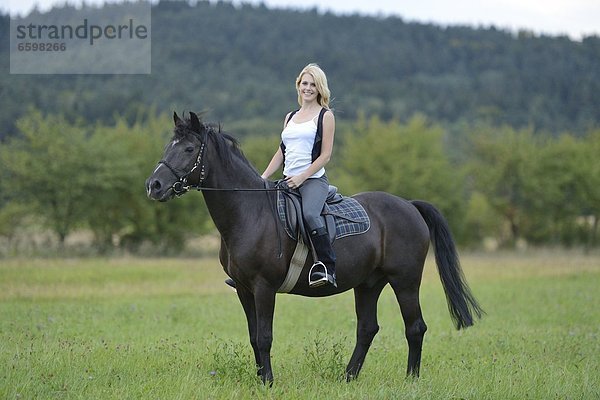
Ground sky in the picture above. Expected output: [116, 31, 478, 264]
[2, 0, 599, 40]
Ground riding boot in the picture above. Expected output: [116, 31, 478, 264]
[308, 227, 337, 288]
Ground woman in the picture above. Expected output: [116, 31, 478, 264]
[261, 63, 337, 288]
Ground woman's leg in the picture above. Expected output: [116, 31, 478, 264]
[299, 176, 329, 232]
[299, 176, 336, 287]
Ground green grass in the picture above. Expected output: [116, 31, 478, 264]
[1, 252, 599, 399]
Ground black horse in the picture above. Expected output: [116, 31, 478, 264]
[146, 112, 483, 384]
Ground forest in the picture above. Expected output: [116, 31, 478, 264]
[2, 0, 600, 138]
[1, 1, 599, 254]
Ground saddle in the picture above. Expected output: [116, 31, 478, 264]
[276, 181, 370, 245]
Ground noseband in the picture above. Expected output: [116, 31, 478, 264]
[156, 139, 207, 196]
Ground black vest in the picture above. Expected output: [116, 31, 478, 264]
[280, 108, 327, 168]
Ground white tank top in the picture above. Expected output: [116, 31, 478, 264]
[281, 115, 325, 178]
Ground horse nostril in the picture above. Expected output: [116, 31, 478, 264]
[152, 180, 162, 190]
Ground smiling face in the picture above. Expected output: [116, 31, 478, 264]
[294, 63, 330, 108]
[297, 73, 319, 105]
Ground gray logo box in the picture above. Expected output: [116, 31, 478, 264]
[10, 2, 151, 74]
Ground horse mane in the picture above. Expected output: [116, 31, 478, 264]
[173, 114, 259, 174]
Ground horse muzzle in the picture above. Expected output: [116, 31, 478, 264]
[146, 177, 175, 202]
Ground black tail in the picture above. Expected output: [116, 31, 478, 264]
[411, 200, 484, 329]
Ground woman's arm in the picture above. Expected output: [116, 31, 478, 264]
[261, 147, 284, 180]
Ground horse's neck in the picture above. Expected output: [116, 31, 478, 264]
[201, 155, 269, 240]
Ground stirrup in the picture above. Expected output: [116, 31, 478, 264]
[308, 261, 336, 288]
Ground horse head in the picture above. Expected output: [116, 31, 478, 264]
[146, 111, 207, 201]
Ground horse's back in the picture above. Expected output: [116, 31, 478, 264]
[353, 192, 428, 232]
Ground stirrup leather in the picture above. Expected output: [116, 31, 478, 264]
[308, 261, 330, 288]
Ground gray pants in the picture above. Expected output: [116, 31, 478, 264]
[298, 175, 329, 232]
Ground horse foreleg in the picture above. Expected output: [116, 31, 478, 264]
[235, 286, 262, 377]
[345, 279, 387, 381]
[253, 284, 276, 385]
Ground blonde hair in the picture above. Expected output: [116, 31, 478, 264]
[295, 63, 331, 109]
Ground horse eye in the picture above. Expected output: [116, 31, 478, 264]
[185, 146, 195, 153]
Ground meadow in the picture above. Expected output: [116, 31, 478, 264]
[1, 251, 598, 399]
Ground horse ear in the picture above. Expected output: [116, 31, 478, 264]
[173, 111, 182, 126]
[189, 111, 201, 132]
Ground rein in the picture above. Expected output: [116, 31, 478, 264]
[193, 187, 287, 192]
[157, 134, 289, 195]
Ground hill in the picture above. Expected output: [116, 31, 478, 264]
[1, 0, 599, 139]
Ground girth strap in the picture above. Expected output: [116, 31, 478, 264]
[277, 238, 309, 293]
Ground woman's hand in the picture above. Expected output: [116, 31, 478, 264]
[285, 173, 308, 189]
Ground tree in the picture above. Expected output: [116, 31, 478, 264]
[0, 109, 213, 253]
[575, 130, 600, 248]
[332, 114, 466, 237]
[467, 126, 539, 246]
[525, 134, 582, 245]
[0, 110, 96, 244]
[467, 126, 600, 248]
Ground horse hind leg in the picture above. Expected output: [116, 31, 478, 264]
[389, 279, 428, 377]
[345, 278, 387, 381]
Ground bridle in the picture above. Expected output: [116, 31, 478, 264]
[155, 133, 287, 195]
[156, 138, 207, 196]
